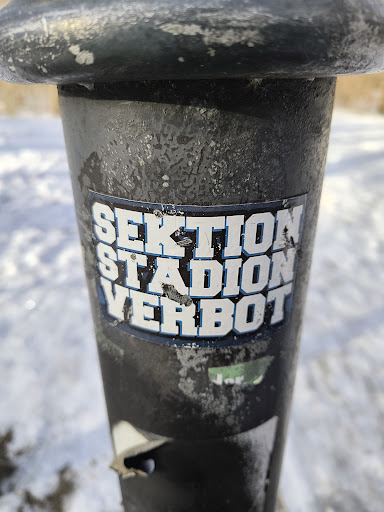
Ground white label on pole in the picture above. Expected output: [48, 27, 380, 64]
[89, 192, 306, 347]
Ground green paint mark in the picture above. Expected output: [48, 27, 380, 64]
[208, 356, 274, 386]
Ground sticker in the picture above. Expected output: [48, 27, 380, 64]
[208, 356, 274, 386]
[89, 192, 306, 347]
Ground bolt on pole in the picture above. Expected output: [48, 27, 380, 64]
[1, 1, 383, 511]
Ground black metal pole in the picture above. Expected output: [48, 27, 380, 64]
[0, 1, 383, 511]
[56, 78, 336, 511]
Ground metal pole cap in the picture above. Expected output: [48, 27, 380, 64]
[0, 0, 383, 84]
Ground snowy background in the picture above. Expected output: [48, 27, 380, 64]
[0, 110, 383, 511]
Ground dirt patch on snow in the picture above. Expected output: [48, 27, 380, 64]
[17, 466, 75, 512]
[0, 429, 16, 496]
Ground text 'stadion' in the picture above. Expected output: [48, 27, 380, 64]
[89, 193, 306, 347]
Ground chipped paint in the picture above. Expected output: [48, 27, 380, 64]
[158, 22, 265, 48]
[69, 45, 94, 66]
[41, 16, 49, 38]
[175, 346, 262, 430]
[161, 283, 193, 307]
[110, 420, 167, 479]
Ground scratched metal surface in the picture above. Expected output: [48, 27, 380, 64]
[0, 0, 384, 84]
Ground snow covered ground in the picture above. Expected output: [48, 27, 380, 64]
[0, 111, 383, 511]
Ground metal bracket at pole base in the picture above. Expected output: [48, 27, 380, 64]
[1, 2, 383, 511]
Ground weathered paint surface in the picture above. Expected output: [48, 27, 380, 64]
[58, 78, 336, 511]
[0, 0, 384, 84]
